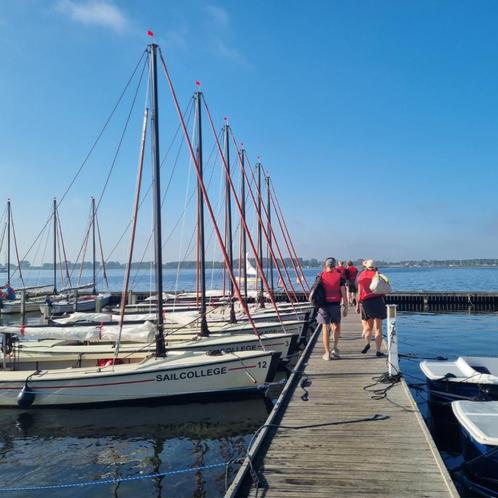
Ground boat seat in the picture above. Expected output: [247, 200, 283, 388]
[472, 366, 492, 375]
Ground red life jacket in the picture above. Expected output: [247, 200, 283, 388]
[336, 265, 346, 277]
[321, 270, 343, 303]
[358, 269, 378, 302]
[346, 266, 358, 282]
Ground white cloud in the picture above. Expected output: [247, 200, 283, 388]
[55, 0, 128, 33]
[215, 40, 247, 65]
[163, 25, 189, 50]
[202, 4, 251, 67]
[203, 4, 229, 29]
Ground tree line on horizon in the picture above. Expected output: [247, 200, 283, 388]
[1, 258, 498, 270]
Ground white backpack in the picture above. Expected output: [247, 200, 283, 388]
[369, 271, 392, 294]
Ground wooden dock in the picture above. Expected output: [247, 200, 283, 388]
[228, 312, 458, 498]
[106, 290, 498, 312]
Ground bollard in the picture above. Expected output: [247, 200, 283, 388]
[20, 290, 26, 325]
[387, 304, 399, 377]
[95, 294, 102, 313]
[1, 334, 6, 370]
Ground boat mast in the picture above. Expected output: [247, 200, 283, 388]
[266, 175, 274, 292]
[256, 162, 265, 307]
[224, 123, 236, 323]
[195, 91, 209, 336]
[6, 199, 10, 285]
[240, 149, 248, 300]
[53, 198, 57, 294]
[92, 197, 96, 295]
[149, 43, 166, 357]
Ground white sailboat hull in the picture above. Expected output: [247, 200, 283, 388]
[0, 350, 279, 407]
[39, 293, 111, 315]
[4, 332, 298, 370]
[3, 319, 305, 341]
[1, 299, 46, 314]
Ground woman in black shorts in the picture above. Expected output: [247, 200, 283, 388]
[356, 260, 386, 357]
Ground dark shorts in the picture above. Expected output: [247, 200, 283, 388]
[317, 302, 341, 325]
[348, 281, 357, 293]
[360, 296, 387, 320]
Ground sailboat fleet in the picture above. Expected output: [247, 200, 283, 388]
[0, 43, 313, 408]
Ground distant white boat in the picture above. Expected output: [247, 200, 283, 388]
[39, 293, 111, 315]
[1, 297, 46, 314]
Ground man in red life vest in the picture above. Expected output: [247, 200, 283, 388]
[317, 257, 348, 360]
[336, 260, 347, 278]
[345, 260, 358, 306]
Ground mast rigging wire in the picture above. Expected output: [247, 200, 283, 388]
[10, 208, 25, 287]
[11, 50, 148, 277]
[230, 140, 299, 306]
[158, 47, 264, 345]
[201, 101, 288, 323]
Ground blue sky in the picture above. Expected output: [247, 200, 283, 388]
[1, 0, 498, 264]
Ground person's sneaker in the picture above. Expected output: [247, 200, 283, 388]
[376, 351, 385, 357]
[322, 353, 330, 361]
[331, 348, 341, 359]
[361, 343, 371, 354]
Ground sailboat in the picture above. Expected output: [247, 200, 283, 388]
[0, 44, 280, 408]
[39, 198, 111, 316]
[0, 200, 53, 314]
[236, 252, 257, 286]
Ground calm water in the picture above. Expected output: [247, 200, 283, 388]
[5, 265, 498, 293]
[0, 268, 497, 496]
[397, 312, 498, 495]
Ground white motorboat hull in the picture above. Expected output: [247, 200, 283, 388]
[420, 356, 498, 403]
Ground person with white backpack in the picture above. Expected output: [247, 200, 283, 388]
[356, 259, 391, 357]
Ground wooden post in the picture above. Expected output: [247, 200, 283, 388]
[387, 304, 399, 377]
[73, 289, 79, 312]
[2, 334, 7, 370]
[95, 295, 102, 313]
[20, 290, 26, 325]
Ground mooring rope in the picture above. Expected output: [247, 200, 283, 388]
[0, 461, 228, 493]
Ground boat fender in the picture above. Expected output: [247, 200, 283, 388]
[206, 349, 223, 356]
[17, 384, 35, 408]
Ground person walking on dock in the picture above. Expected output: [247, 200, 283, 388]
[336, 260, 347, 278]
[345, 260, 358, 306]
[317, 257, 348, 360]
[357, 260, 387, 357]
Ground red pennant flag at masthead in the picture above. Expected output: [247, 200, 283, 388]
[147, 30, 154, 37]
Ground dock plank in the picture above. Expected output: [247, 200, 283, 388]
[235, 312, 458, 497]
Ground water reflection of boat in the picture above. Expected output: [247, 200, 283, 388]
[426, 400, 461, 453]
[3, 397, 270, 440]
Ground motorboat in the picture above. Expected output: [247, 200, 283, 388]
[420, 356, 498, 403]
[452, 400, 498, 490]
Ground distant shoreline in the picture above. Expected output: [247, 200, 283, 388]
[2, 263, 498, 271]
